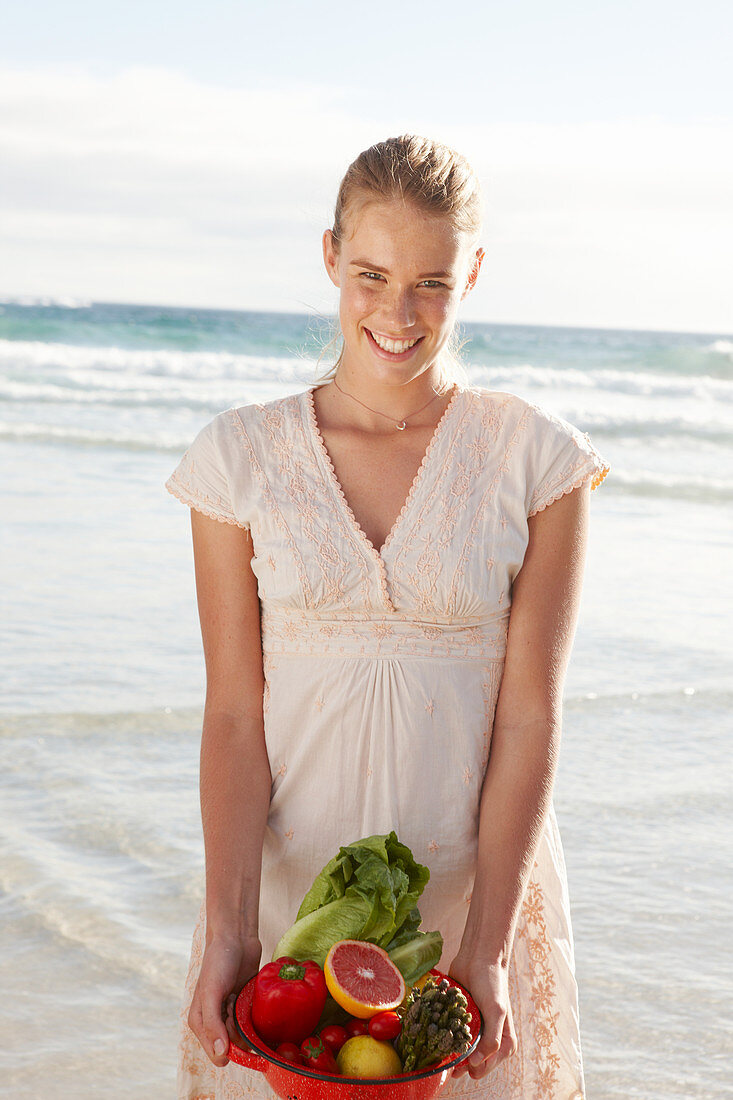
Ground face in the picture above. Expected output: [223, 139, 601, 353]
[322, 198, 484, 390]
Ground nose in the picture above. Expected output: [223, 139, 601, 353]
[384, 286, 416, 331]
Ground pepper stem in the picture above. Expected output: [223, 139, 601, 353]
[278, 962, 307, 981]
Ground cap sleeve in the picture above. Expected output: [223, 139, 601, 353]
[526, 404, 610, 518]
[165, 412, 249, 529]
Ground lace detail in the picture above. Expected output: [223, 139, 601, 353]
[527, 411, 610, 518]
[528, 462, 609, 517]
[305, 384, 462, 612]
[515, 877, 563, 1098]
[165, 478, 249, 529]
[261, 608, 509, 660]
[447, 394, 531, 616]
[230, 404, 316, 606]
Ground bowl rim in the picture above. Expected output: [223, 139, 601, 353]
[235, 968, 483, 1085]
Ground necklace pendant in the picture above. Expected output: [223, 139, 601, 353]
[395, 421, 407, 431]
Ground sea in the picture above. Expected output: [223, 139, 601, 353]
[1, 300, 731, 1098]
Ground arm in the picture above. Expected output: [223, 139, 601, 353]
[450, 482, 590, 1079]
[186, 509, 272, 1067]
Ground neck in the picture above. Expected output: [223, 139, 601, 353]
[333, 368, 451, 424]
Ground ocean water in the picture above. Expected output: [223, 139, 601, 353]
[1, 300, 732, 1098]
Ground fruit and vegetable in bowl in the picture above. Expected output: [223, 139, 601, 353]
[242, 832, 479, 1081]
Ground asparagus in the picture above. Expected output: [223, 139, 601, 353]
[395, 977, 473, 1071]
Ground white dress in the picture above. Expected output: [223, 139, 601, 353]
[166, 384, 609, 1100]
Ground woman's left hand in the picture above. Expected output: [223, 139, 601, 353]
[448, 953, 517, 1080]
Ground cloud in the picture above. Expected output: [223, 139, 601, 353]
[0, 65, 731, 330]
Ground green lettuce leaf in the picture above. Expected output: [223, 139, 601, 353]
[273, 831, 442, 978]
[387, 930, 444, 987]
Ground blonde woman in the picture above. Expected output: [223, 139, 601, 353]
[166, 134, 609, 1099]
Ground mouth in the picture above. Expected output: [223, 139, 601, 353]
[365, 328, 424, 360]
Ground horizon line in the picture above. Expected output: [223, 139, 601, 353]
[1, 295, 730, 341]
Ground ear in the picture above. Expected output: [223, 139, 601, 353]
[461, 247, 485, 300]
[322, 229, 341, 289]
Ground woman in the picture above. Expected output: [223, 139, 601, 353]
[166, 134, 609, 1099]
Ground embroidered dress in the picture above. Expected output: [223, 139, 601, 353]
[166, 385, 609, 1100]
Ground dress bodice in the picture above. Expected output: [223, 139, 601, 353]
[166, 385, 608, 664]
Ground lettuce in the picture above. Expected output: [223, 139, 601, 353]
[273, 832, 443, 982]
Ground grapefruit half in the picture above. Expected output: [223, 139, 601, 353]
[324, 940, 406, 1019]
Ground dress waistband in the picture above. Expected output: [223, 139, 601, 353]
[261, 609, 508, 661]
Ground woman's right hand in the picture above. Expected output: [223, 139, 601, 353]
[187, 932, 262, 1067]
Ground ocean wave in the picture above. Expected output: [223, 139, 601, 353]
[0, 294, 92, 308]
[0, 705, 203, 736]
[0, 421, 190, 452]
[471, 364, 733, 402]
[0, 337, 315, 381]
[3, 339, 733, 402]
[566, 409, 733, 444]
[706, 339, 733, 359]
[0, 376, 256, 413]
[606, 469, 733, 503]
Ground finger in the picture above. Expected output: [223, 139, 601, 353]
[472, 1015, 517, 1079]
[463, 1009, 507, 1080]
[225, 994, 242, 1047]
[187, 993, 204, 1043]
[200, 985, 231, 1067]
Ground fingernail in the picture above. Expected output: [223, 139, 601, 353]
[213, 1038, 226, 1056]
[469, 1053, 483, 1067]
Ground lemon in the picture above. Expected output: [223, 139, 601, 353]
[336, 1035, 403, 1078]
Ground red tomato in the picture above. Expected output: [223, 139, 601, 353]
[368, 1010, 402, 1042]
[319, 1024, 349, 1053]
[300, 1035, 340, 1074]
[345, 1018, 370, 1038]
[275, 1042, 304, 1065]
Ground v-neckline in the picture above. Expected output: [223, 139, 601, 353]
[305, 384, 463, 564]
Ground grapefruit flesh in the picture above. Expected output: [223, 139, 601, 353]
[324, 940, 406, 1019]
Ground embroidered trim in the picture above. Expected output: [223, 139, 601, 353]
[527, 462, 609, 518]
[305, 385, 463, 613]
[515, 876, 562, 1097]
[230, 404, 316, 606]
[448, 395, 530, 615]
[165, 476, 250, 529]
[381, 385, 464, 551]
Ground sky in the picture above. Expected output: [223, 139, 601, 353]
[1, 0, 731, 333]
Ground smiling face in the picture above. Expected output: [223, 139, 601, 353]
[323, 197, 483, 393]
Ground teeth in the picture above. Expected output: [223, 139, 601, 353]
[369, 331, 419, 354]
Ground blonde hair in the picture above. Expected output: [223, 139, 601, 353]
[315, 134, 483, 387]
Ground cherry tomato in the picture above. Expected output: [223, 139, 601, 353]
[300, 1035, 340, 1074]
[275, 1041, 304, 1065]
[319, 1024, 349, 1053]
[368, 1010, 402, 1042]
[345, 1018, 370, 1038]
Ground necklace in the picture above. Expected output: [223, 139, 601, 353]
[333, 379, 454, 431]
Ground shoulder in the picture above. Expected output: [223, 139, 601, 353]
[465, 386, 597, 452]
[195, 389, 307, 452]
[460, 386, 609, 514]
[462, 386, 556, 442]
[231, 389, 308, 427]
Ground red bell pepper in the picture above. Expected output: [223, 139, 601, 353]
[300, 1035, 340, 1074]
[251, 957, 327, 1048]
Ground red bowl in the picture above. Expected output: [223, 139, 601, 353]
[229, 969, 482, 1100]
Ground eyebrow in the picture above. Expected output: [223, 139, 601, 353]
[349, 259, 454, 280]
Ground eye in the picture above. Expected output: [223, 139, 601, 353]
[420, 280, 446, 289]
[360, 271, 385, 281]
